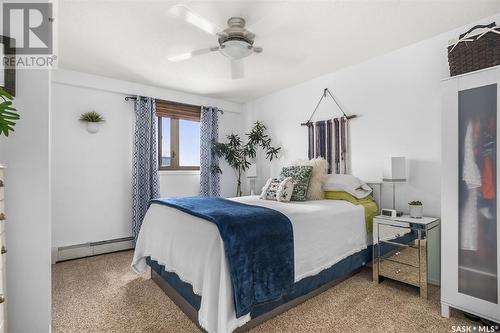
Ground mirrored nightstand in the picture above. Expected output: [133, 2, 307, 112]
[373, 215, 440, 298]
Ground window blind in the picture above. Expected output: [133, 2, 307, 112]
[155, 100, 201, 121]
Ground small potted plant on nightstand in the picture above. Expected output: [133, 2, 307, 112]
[80, 111, 104, 133]
[409, 200, 423, 218]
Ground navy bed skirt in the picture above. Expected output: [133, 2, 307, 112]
[146, 245, 373, 319]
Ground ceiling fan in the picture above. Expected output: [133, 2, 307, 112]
[167, 5, 263, 79]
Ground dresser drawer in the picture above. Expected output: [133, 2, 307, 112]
[381, 246, 419, 267]
[379, 259, 420, 286]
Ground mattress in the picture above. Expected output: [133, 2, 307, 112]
[132, 196, 369, 333]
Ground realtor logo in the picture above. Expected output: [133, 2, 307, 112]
[2, 2, 53, 54]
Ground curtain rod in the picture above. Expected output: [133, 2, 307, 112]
[125, 95, 224, 114]
[300, 88, 357, 126]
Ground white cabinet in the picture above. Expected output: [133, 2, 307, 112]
[0, 165, 6, 333]
[441, 66, 500, 322]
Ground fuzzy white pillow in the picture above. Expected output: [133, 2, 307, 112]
[293, 158, 328, 200]
[323, 174, 372, 199]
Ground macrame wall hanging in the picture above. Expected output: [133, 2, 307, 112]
[301, 88, 357, 174]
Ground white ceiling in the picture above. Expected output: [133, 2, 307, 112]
[59, 0, 500, 103]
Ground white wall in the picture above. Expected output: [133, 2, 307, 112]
[245, 12, 500, 218]
[0, 69, 52, 331]
[52, 70, 243, 248]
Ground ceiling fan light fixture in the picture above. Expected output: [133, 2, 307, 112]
[219, 40, 253, 60]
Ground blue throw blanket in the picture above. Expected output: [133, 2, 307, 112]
[150, 196, 294, 318]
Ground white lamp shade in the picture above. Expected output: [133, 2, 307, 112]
[247, 163, 257, 178]
[383, 156, 407, 182]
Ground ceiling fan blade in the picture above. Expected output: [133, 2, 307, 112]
[168, 46, 219, 62]
[230, 59, 244, 79]
[252, 46, 263, 53]
[168, 4, 221, 36]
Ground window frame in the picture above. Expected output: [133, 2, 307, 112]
[158, 116, 200, 171]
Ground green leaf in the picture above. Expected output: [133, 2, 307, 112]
[0, 88, 13, 100]
[0, 88, 19, 137]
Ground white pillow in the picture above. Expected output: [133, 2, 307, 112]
[322, 174, 372, 199]
[293, 158, 328, 200]
[260, 177, 295, 202]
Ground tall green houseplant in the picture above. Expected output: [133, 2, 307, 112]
[213, 121, 281, 196]
[0, 87, 19, 137]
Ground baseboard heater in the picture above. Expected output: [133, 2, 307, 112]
[55, 236, 135, 262]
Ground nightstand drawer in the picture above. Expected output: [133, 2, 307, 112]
[381, 246, 419, 267]
[379, 259, 420, 286]
[377, 223, 416, 244]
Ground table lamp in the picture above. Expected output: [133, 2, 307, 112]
[382, 156, 407, 210]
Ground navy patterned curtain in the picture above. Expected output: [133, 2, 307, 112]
[132, 97, 160, 241]
[200, 106, 220, 197]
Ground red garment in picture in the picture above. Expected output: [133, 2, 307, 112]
[481, 154, 495, 199]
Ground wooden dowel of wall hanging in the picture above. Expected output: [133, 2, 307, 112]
[300, 114, 357, 126]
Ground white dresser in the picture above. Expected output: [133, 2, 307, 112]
[441, 66, 500, 322]
[0, 165, 6, 332]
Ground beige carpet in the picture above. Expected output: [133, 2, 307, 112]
[52, 250, 473, 333]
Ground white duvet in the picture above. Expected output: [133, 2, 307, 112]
[132, 196, 369, 333]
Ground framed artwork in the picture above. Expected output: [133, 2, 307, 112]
[0, 36, 15, 96]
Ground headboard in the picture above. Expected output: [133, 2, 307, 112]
[365, 182, 382, 212]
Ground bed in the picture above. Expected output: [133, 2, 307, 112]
[132, 193, 378, 333]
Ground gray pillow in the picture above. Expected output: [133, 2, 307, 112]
[279, 166, 313, 201]
[322, 174, 373, 199]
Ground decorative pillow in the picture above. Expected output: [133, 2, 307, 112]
[322, 174, 372, 199]
[279, 166, 313, 201]
[260, 177, 295, 202]
[293, 158, 328, 200]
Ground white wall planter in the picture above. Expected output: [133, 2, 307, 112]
[409, 205, 423, 218]
[86, 122, 100, 133]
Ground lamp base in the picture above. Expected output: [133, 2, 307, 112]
[249, 178, 256, 196]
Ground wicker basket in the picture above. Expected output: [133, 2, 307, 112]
[448, 23, 500, 76]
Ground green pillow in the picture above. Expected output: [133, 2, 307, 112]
[280, 166, 313, 201]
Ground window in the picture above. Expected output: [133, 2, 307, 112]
[157, 100, 200, 170]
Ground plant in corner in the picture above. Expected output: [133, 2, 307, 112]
[0, 87, 20, 137]
[79, 111, 105, 133]
[213, 121, 281, 196]
[408, 200, 423, 219]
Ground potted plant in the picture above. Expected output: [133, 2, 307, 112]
[409, 200, 423, 218]
[0, 87, 20, 137]
[212, 121, 280, 196]
[79, 111, 104, 133]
